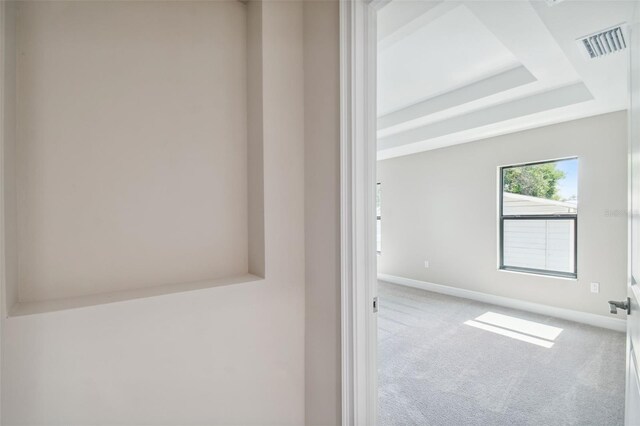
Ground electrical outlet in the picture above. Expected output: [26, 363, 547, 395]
[590, 282, 600, 294]
[424, 260, 429, 268]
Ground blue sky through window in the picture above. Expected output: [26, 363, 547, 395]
[556, 158, 578, 203]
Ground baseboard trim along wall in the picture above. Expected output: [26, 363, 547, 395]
[378, 274, 626, 332]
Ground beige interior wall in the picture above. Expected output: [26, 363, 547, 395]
[2, 1, 305, 423]
[378, 112, 628, 317]
[247, 0, 265, 278]
[1, 1, 18, 312]
[13, 1, 249, 303]
[303, 1, 341, 424]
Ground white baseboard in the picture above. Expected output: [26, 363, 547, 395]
[378, 274, 626, 332]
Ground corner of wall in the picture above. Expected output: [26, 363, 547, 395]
[303, 0, 342, 424]
[247, 0, 265, 278]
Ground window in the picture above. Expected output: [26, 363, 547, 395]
[377, 183, 382, 253]
[499, 158, 578, 278]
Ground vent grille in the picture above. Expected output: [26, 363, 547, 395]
[578, 25, 627, 59]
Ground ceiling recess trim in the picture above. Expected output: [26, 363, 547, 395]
[378, 82, 594, 152]
[378, 65, 536, 132]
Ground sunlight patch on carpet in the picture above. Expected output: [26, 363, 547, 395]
[464, 311, 563, 348]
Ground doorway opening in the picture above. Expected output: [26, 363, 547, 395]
[373, 1, 635, 424]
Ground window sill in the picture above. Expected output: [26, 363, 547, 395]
[498, 267, 578, 281]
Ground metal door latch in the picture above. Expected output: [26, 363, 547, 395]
[609, 297, 631, 315]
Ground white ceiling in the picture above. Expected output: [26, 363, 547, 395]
[377, 0, 636, 160]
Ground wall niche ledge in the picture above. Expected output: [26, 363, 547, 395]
[1, 0, 265, 316]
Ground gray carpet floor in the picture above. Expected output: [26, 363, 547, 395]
[378, 281, 626, 426]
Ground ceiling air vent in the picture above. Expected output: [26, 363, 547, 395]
[577, 24, 627, 59]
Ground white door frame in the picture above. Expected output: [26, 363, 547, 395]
[340, 0, 381, 424]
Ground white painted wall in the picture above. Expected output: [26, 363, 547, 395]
[378, 112, 628, 317]
[1, 1, 306, 423]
